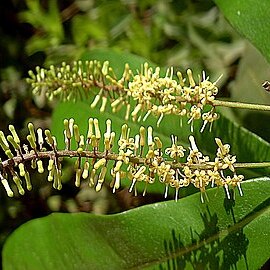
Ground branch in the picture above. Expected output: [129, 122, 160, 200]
[0, 118, 246, 202]
[212, 100, 270, 111]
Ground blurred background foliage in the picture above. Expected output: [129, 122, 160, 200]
[1, 0, 270, 266]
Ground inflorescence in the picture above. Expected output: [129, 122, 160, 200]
[27, 60, 220, 132]
[0, 119, 243, 202]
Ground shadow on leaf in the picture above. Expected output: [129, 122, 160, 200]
[159, 195, 249, 270]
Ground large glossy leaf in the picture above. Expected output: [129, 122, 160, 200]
[214, 0, 270, 63]
[3, 178, 270, 269]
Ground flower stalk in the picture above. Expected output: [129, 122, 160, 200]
[1, 117, 266, 202]
[212, 100, 270, 111]
[27, 60, 270, 134]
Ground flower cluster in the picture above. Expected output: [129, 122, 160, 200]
[27, 60, 220, 132]
[126, 64, 220, 131]
[182, 136, 243, 202]
[0, 118, 243, 201]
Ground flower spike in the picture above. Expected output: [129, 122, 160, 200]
[0, 119, 243, 201]
[27, 60, 221, 132]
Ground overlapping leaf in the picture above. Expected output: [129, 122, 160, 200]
[3, 178, 270, 270]
[214, 0, 270, 63]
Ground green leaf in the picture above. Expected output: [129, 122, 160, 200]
[229, 43, 270, 141]
[20, 0, 64, 55]
[3, 178, 270, 269]
[80, 48, 157, 77]
[71, 15, 108, 46]
[214, 0, 270, 63]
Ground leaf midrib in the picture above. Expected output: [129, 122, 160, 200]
[127, 198, 270, 269]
